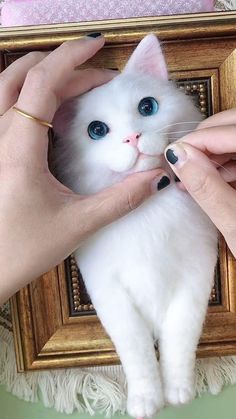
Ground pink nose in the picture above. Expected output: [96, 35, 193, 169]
[123, 132, 141, 147]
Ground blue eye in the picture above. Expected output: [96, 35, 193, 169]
[138, 97, 159, 116]
[88, 120, 109, 140]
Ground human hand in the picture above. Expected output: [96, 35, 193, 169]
[165, 109, 236, 257]
[0, 35, 169, 305]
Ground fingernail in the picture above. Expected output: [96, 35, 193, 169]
[165, 143, 187, 166]
[157, 175, 170, 191]
[151, 175, 170, 193]
[174, 175, 181, 182]
[166, 148, 178, 164]
[86, 32, 102, 38]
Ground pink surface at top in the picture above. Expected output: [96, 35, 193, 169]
[1, 0, 214, 27]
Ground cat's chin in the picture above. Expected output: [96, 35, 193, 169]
[131, 155, 164, 173]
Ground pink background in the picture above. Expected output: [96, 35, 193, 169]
[1, 0, 214, 27]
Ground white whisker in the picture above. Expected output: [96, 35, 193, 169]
[149, 128, 196, 136]
[209, 159, 233, 176]
[157, 120, 201, 133]
[166, 140, 184, 145]
[163, 129, 196, 135]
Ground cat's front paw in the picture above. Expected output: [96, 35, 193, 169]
[164, 384, 195, 406]
[127, 382, 164, 418]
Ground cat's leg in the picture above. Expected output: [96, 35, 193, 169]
[159, 274, 213, 407]
[88, 279, 164, 418]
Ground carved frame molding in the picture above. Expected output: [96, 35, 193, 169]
[0, 12, 235, 371]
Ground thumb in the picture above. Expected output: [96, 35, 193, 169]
[165, 142, 236, 237]
[64, 169, 170, 243]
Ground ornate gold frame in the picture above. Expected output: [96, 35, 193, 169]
[0, 11, 235, 49]
[1, 12, 235, 371]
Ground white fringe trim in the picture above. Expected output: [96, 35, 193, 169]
[1, 325, 236, 415]
[0, 326, 127, 416]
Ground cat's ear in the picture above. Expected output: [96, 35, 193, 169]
[123, 34, 168, 80]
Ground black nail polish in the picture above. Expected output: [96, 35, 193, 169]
[87, 32, 102, 38]
[157, 176, 170, 191]
[166, 149, 178, 164]
[174, 175, 180, 182]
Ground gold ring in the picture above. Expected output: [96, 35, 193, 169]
[13, 106, 53, 129]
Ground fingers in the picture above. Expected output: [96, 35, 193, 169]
[60, 67, 119, 100]
[0, 51, 48, 114]
[209, 153, 236, 167]
[165, 143, 236, 239]
[63, 169, 171, 243]
[16, 36, 105, 126]
[175, 159, 236, 189]
[218, 161, 236, 183]
[9, 36, 105, 163]
[196, 108, 236, 130]
[173, 109, 236, 193]
[177, 125, 236, 155]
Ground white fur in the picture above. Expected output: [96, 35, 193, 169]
[54, 35, 218, 417]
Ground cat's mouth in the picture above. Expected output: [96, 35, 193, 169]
[139, 152, 155, 158]
[131, 152, 165, 172]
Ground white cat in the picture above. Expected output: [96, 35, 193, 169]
[54, 34, 218, 418]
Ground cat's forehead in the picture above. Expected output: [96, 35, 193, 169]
[79, 73, 169, 109]
[110, 73, 158, 91]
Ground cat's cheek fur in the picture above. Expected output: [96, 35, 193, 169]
[138, 133, 169, 157]
[132, 155, 164, 172]
[103, 146, 139, 173]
